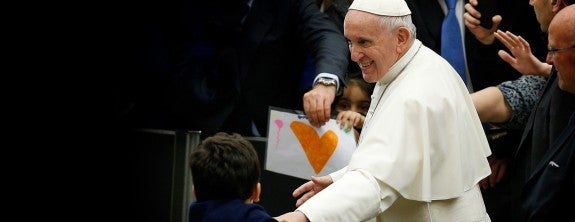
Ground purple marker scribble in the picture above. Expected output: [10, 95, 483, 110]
[274, 119, 284, 149]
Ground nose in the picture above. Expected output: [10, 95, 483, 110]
[350, 105, 360, 113]
[349, 45, 363, 62]
[546, 52, 554, 65]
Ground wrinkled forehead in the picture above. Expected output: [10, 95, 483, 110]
[345, 10, 380, 28]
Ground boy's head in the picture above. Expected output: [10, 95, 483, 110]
[189, 132, 261, 202]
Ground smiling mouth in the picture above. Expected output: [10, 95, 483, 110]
[359, 61, 373, 68]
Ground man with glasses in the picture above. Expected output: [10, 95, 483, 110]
[468, 0, 575, 221]
[519, 5, 575, 221]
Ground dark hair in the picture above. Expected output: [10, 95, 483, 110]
[346, 72, 376, 96]
[189, 132, 260, 201]
[335, 71, 376, 103]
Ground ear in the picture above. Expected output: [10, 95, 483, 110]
[250, 182, 261, 203]
[396, 27, 411, 53]
[552, 0, 562, 13]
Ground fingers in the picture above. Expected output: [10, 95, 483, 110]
[495, 30, 523, 51]
[335, 111, 363, 132]
[498, 50, 516, 65]
[293, 181, 314, 198]
[489, 161, 499, 187]
[320, 100, 331, 126]
[463, 3, 481, 28]
[495, 162, 507, 184]
[491, 15, 502, 31]
[479, 177, 489, 190]
[517, 35, 531, 50]
[302, 93, 318, 127]
[464, 2, 480, 19]
[494, 30, 514, 49]
[303, 86, 335, 128]
[295, 190, 316, 207]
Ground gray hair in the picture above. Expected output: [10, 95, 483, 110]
[377, 15, 417, 43]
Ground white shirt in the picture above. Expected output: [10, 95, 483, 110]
[296, 40, 491, 221]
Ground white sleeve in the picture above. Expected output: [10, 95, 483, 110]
[297, 169, 400, 222]
[328, 166, 347, 181]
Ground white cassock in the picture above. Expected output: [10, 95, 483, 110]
[297, 40, 492, 222]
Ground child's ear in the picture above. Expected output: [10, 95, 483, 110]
[250, 182, 261, 203]
[192, 185, 197, 199]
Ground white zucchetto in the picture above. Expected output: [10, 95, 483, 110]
[349, 0, 411, 16]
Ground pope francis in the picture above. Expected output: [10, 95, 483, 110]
[275, 0, 492, 221]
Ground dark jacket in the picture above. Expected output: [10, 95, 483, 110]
[508, 71, 575, 221]
[189, 199, 277, 222]
[520, 112, 575, 222]
[126, 0, 349, 137]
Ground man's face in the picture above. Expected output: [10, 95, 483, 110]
[344, 10, 399, 83]
[530, 0, 555, 32]
[548, 18, 575, 93]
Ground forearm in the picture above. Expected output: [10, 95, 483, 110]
[535, 62, 553, 77]
[298, 169, 393, 222]
[472, 87, 512, 123]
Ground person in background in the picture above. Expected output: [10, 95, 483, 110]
[188, 132, 277, 222]
[123, 0, 349, 138]
[467, 0, 575, 221]
[276, 0, 492, 220]
[333, 71, 375, 142]
[315, 0, 360, 75]
[406, 4, 546, 220]
[519, 6, 575, 221]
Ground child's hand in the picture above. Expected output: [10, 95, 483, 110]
[336, 110, 365, 132]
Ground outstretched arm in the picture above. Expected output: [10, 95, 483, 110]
[471, 86, 513, 123]
[494, 30, 552, 77]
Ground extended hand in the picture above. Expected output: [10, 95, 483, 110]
[293, 175, 333, 207]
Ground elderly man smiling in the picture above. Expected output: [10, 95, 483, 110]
[275, 0, 492, 221]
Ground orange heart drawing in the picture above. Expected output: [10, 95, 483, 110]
[290, 121, 338, 174]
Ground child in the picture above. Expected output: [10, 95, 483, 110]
[334, 72, 375, 142]
[188, 132, 277, 222]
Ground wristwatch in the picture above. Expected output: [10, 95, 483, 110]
[314, 77, 342, 96]
[315, 77, 337, 87]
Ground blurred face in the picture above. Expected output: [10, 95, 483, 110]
[530, 0, 555, 32]
[335, 84, 371, 115]
[344, 10, 401, 83]
[547, 15, 575, 93]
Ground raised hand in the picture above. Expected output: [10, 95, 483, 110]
[494, 30, 552, 76]
[464, 0, 502, 45]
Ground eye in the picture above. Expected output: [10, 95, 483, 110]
[335, 101, 351, 111]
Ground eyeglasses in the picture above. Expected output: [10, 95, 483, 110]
[548, 44, 575, 57]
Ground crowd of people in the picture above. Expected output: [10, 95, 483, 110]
[124, 0, 574, 221]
